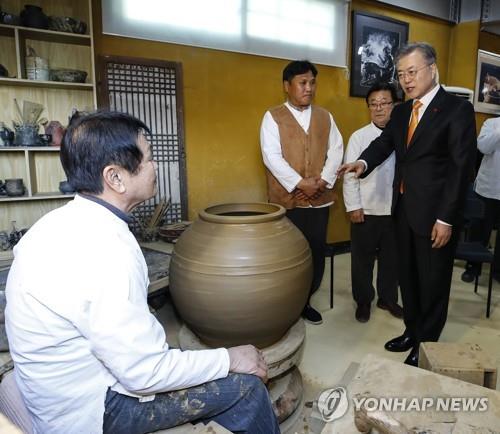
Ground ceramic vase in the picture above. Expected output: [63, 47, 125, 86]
[169, 202, 312, 348]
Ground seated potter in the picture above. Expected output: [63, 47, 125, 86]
[5, 111, 279, 434]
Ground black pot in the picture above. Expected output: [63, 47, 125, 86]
[59, 180, 75, 194]
[20, 5, 49, 29]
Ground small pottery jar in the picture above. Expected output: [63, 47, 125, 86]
[169, 202, 312, 348]
[14, 124, 39, 146]
[59, 180, 75, 194]
[5, 178, 26, 197]
[38, 134, 51, 146]
[43, 121, 65, 146]
[0, 126, 14, 146]
[20, 5, 49, 29]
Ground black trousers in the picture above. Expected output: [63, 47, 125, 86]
[286, 207, 329, 303]
[350, 215, 398, 306]
[395, 195, 459, 343]
[465, 193, 500, 275]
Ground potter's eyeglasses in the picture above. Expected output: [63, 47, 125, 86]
[368, 101, 393, 110]
[397, 63, 432, 80]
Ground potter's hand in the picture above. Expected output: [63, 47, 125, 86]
[228, 345, 268, 382]
[431, 221, 452, 248]
[337, 161, 365, 178]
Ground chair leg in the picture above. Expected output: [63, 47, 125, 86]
[474, 274, 479, 293]
[487, 263, 494, 318]
[330, 255, 334, 309]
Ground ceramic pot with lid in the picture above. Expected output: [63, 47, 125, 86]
[169, 202, 312, 348]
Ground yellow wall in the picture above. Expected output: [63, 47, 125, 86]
[93, 0, 486, 242]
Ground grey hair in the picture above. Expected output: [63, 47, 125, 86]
[395, 42, 437, 65]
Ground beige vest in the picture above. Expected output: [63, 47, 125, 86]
[266, 104, 335, 209]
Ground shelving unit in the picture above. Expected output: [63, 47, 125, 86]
[0, 0, 95, 231]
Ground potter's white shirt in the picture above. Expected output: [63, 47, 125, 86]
[260, 102, 344, 204]
[343, 122, 395, 214]
[474, 117, 500, 201]
[5, 195, 230, 434]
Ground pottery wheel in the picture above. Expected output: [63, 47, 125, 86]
[269, 366, 304, 428]
[178, 318, 305, 378]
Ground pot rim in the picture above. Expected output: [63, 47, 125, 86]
[199, 202, 285, 224]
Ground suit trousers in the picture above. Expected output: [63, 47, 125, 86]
[395, 194, 459, 343]
[286, 206, 329, 301]
[350, 215, 398, 306]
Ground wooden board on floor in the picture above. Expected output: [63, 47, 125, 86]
[322, 353, 500, 433]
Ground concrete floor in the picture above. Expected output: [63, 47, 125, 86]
[154, 250, 500, 433]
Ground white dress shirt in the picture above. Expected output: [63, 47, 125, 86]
[474, 117, 500, 201]
[343, 122, 395, 214]
[260, 102, 344, 206]
[413, 83, 440, 121]
[6, 195, 230, 434]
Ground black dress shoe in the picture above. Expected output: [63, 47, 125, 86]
[384, 333, 415, 352]
[404, 346, 419, 367]
[302, 304, 323, 325]
[355, 303, 371, 323]
[376, 299, 404, 319]
[461, 270, 477, 283]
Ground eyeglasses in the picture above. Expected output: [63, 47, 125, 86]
[368, 101, 393, 110]
[397, 64, 433, 80]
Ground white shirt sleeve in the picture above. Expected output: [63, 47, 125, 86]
[320, 113, 344, 188]
[343, 132, 363, 212]
[79, 250, 230, 395]
[477, 118, 500, 155]
[260, 111, 302, 193]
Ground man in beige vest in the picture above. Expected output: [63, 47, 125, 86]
[260, 60, 344, 325]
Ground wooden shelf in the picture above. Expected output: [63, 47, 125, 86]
[0, 146, 61, 152]
[0, 192, 74, 202]
[0, 23, 91, 46]
[0, 0, 95, 232]
[0, 77, 93, 90]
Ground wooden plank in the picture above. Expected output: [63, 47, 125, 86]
[322, 354, 500, 434]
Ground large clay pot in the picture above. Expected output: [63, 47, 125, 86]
[169, 202, 312, 348]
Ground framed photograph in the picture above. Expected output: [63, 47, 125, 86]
[474, 49, 500, 115]
[350, 11, 409, 98]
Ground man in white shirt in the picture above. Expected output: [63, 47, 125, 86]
[5, 111, 279, 434]
[343, 82, 403, 323]
[461, 116, 500, 283]
[338, 43, 476, 367]
[260, 60, 344, 325]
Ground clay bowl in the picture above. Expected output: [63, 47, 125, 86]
[49, 68, 87, 83]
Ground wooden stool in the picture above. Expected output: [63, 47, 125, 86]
[418, 342, 497, 389]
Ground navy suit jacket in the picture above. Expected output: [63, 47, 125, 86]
[359, 87, 477, 236]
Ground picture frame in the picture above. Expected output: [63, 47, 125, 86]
[473, 49, 500, 115]
[350, 11, 409, 98]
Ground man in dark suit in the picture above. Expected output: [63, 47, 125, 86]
[338, 42, 477, 366]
